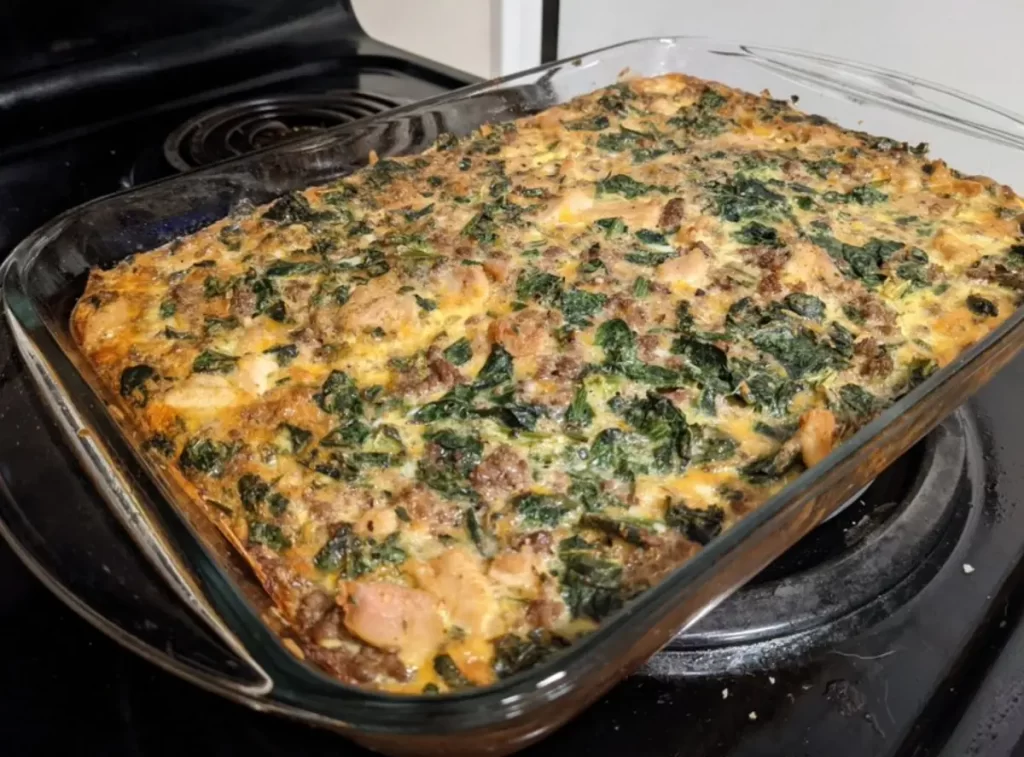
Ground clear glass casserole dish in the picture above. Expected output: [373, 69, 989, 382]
[6, 37, 1024, 756]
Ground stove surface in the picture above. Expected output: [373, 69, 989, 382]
[3, 9, 1024, 757]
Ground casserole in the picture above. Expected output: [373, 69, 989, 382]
[6, 37, 1024, 754]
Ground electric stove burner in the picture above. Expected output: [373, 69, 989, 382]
[647, 407, 976, 677]
[163, 92, 400, 171]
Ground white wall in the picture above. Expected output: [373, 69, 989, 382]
[352, 0, 542, 79]
[559, 0, 1024, 114]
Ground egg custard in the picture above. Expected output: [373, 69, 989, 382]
[73, 73, 1024, 693]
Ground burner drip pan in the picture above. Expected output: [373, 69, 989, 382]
[647, 407, 976, 675]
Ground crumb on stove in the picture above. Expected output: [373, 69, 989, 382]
[748, 711, 758, 721]
[963, 563, 975, 574]
[722, 688, 729, 699]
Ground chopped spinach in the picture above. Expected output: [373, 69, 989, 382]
[320, 420, 371, 448]
[119, 365, 156, 407]
[595, 217, 628, 238]
[472, 345, 514, 390]
[706, 176, 784, 223]
[443, 337, 473, 366]
[596, 126, 650, 152]
[262, 192, 333, 226]
[516, 268, 564, 305]
[838, 384, 879, 419]
[625, 250, 677, 267]
[275, 423, 312, 455]
[492, 631, 567, 679]
[248, 522, 290, 551]
[316, 370, 363, 418]
[560, 551, 624, 621]
[783, 293, 826, 321]
[597, 174, 667, 199]
[158, 300, 176, 318]
[514, 492, 571, 527]
[565, 114, 610, 131]
[179, 437, 236, 477]
[264, 343, 298, 366]
[812, 233, 903, 288]
[966, 294, 998, 317]
[238, 473, 270, 512]
[192, 350, 239, 374]
[560, 287, 608, 327]
[579, 513, 653, 547]
[750, 321, 840, 379]
[665, 501, 725, 545]
[313, 524, 406, 576]
[203, 315, 239, 334]
[734, 221, 782, 248]
[565, 385, 594, 429]
[265, 260, 322, 277]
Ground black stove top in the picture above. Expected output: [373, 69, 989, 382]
[4, 5, 1024, 756]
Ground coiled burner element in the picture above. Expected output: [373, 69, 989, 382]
[163, 92, 399, 171]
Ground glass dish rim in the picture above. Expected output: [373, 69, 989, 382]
[5, 34, 1024, 732]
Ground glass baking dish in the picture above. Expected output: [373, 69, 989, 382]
[6, 37, 1024, 755]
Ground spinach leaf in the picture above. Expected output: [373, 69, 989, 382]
[514, 492, 571, 527]
[179, 437, 236, 477]
[595, 217, 628, 237]
[516, 268, 564, 305]
[812, 233, 904, 288]
[466, 509, 498, 558]
[734, 222, 782, 248]
[671, 338, 732, 392]
[443, 337, 473, 366]
[248, 522, 290, 551]
[966, 294, 998, 317]
[492, 631, 567, 679]
[706, 176, 785, 222]
[316, 370, 363, 418]
[414, 294, 438, 312]
[434, 654, 474, 689]
[560, 552, 624, 621]
[472, 345, 514, 390]
[565, 385, 594, 429]
[618, 391, 691, 472]
[625, 250, 677, 267]
[313, 524, 406, 576]
[264, 343, 298, 366]
[596, 174, 668, 199]
[564, 114, 610, 131]
[596, 126, 649, 152]
[203, 315, 239, 335]
[665, 501, 725, 545]
[119, 365, 156, 407]
[560, 287, 607, 327]
[262, 192, 334, 225]
[579, 513, 654, 547]
[320, 420, 371, 448]
[838, 384, 879, 419]
[265, 260, 322, 277]
[750, 321, 838, 379]
[158, 300, 176, 318]
[783, 293, 826, 321]
[412, 385, 476, 423]
[238, 473, 270, 511]
[193, 350, 238, 374]
[275, 423, 312, 455]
